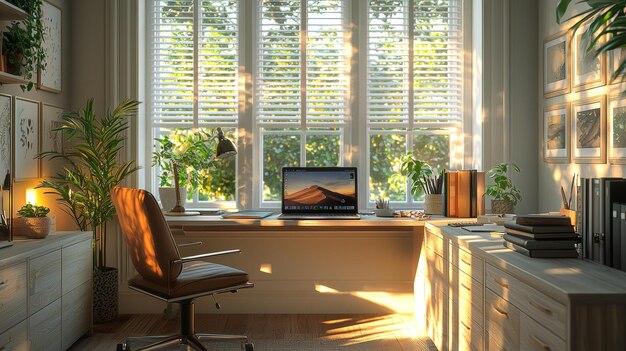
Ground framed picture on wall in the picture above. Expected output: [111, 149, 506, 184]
[14, 97, 40, 180]
[608, 94, 626, 164]
[38, 0, 62, 93]
[544, 30, 570, 98]
[40, 104, 64, 177]
[572, 95, 606, 164]
[544, 103, 570, 163]
[572, 24, 606, 91]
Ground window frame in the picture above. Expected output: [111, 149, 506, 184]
[145, 0, 473, 210]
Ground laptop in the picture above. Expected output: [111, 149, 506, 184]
[277, 167, 360, 220]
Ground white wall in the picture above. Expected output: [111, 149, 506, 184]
[537, 0, 626, 212]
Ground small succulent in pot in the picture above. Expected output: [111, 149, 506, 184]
[17, 203, 51, 238]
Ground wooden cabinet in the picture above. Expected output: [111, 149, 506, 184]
[425, 223, 626, 351]
[0, 232, 92, 350]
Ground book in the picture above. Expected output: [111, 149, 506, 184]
[222, 211, 274, 219]
[442, 170, 448, 216]
[470, 169, 477, 217]
[457, 170, 471, 218]
[477, 171, 485, 216]
[503, 233, 577, 250]
[503, 241, 578, 258]
[603, 180, 626, 266]
[504, 221, 574, 234]
[504, 228, 578, 240]
[612, 202, 622, 269]
[447, 171, 458, 217]
[515, 214, 572, 226]
[621, 204, 626, 271]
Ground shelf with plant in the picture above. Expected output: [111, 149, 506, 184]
[1, 0, 45, 91]
[0, 0, 26, 20]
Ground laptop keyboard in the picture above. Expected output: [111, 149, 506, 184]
[278, 213, 361, 220]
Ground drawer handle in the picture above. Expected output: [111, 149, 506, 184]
[461, 282, 471, 292]
[494, 278, 509, 289]
[492, 305, 509, 319]
[461, 258, 471, 266]
[530, 334, 551, 351]
[460, 320, 471, 331]
[529, 299, 553, 316]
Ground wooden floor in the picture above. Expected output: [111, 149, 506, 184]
[70, 314, 436, 351]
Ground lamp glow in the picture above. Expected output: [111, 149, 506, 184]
[26, 189, 36, 205]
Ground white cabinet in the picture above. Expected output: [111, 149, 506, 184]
[0, 232, 92, 350]
[425, 223, 626, 351]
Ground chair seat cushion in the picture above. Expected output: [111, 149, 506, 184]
[129, 261, 249, 299]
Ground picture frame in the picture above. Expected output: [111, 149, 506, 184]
[543, 103, 570, 163]
[608, 94, 626, 164]
[572, 95, 606, 164]
[38, 0, 62, 93]
[0, 94, 12, 242]
[544, 30, 571, 98]
[572, 24, 606, 91]
[40, 104, 64, 177]
[14, 97, 40, 180]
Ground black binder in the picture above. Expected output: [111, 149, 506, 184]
[603, 180, 626, 266]
[612, 202, 622, 269]
[621, 204, 626, 272]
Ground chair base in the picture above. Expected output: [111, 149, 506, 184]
[117, 300, 253, 351]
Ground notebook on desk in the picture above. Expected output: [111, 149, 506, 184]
[277, 167, 360, 220]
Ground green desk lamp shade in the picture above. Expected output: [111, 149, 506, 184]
[216, 127, 237, 159]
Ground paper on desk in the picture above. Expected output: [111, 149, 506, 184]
[462, 224, 505, 232]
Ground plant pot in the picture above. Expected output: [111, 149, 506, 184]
[374, 208, 395, 217]
[6, 53, 23, 76]
[158, 187, 186, 211]
[93, 267, 118, 323]
[424, 194, 443, 215]
[17, 217, 50, 239]
[491, 200, 515, 215]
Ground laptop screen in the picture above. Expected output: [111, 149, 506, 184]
[282, 167, 358, 214]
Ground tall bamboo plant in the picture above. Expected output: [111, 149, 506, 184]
[37, 99, 140, 270]
[557, 0, 626, 82]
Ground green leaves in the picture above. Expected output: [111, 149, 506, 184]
[485, 163, 522, 205]
[17, 203, 49, 218]
[400, 152, 438, 198]
[36, 98, 140, 268]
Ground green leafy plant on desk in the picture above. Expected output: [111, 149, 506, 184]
[485, 163, 522, 214]
[16, 203, 50, 239]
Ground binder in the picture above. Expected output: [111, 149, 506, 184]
[612, 202, 622, 269]
[621, 204, 626, 271]
[470, 169, 477, 217]
[477, 171, 485, 216]
[447, 171, 458, 217]
[442, 171, 448, 216]
[603, 180, 626, 266]
[590, 178, 620, 264]
[457, 170, 471, 218]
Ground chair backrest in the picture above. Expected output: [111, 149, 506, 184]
[111, 187, 182, 285]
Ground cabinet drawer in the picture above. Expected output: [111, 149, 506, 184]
[426, 286, 448, 350]
[62, 280, 92, 350]
[426, 230, 447, 258]
[29, 298, 62, 351]
[426, 247, 447, 284]
[520, 313, 565, 351]
[457, 268, 484, 327]
[486, 263, 566, 337]
[29, 249, 62, 315]
[62, 239, 92, 294]
[0, 262, 27, 334]
[0, 320, 27, 351]
[486, 289, 520, 351]
[459, 311, 484, 351]
[451, 246, 484, 283]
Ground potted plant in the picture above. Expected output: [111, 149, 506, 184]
[37, 98, 140, 323]
[16, 203, 50, 238]
[152, 128, 233, 212]
[2, 0, 46, 91]
[400, 152, 444, 214]
[485, 163, 522, 214]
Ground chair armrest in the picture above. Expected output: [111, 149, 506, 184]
[177, 241, 203, 248]
[172, 249, 241, 264]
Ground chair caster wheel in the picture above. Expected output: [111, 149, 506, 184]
[116, 343, 128, 351]
[243, 342, 254, 351]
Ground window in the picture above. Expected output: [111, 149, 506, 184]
[148, 0, 239, 204]
[366, 0, 463, 206]
[255, 0, 350, 203]
[146, 0, 467, 208]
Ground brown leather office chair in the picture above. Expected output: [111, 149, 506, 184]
[111, 187, 254, 351]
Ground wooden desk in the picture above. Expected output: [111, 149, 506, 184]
[119, 215, 456, 315]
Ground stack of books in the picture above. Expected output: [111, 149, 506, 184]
[502, 215, 578, 258]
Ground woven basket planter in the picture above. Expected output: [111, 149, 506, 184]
[17, 217, 50, 239]
[491, 200, 515, 215]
